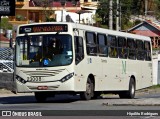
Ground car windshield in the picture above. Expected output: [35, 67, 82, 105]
[16, 34, 72, 67]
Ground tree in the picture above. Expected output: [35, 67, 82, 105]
[96, 0, 149, 30]
[96, 0, 134, 30]
[92, 13, 102, 27]
[120, 0, 133, 30]
[32, 0, 56, 22]
[96, 0, 109, 27]
[155, 0, 160, 20]
[0, 18, 13, 30]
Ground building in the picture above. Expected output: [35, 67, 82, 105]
[9, 0, 80, 25]
[128, 20, 160, 49]
[9, 0, 98, 26]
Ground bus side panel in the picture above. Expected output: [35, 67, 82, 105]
[102, 58, 128, 91]
[74, 60, 88, 91]
[127, 60, 142, 90]
[119, 59, 130, 90]
[141, 61, 153, 88]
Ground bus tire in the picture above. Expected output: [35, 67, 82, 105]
[126, 78, 135, 99]
[80, 77, 94, 100]
[35, 92, 47, 103]
[119, 78, 135, 99]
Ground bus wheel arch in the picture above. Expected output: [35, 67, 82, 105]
[80, 74, 95, 100]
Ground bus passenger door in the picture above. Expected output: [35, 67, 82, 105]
[74, 30, 86, 91]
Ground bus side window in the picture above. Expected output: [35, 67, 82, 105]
[144, 41, 151, 61]
[136, 40, 145, 60]
[74, 36, 84, 65]
[86, 32, 97, 56]
[127, 38, 136, 60]
[118, 37, 127, 59]
[108, 35, 118, 58]
[97, 33, 108, 57]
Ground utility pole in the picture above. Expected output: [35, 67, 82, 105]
[61, 0, 66, 22]
[145, 0, 148, 16]
[109, 0, 113, 30]
[116, 0, 119, 31]
[119, 0, 121, 31]
[0, 16, 1, 48]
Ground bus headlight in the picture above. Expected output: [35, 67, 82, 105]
[60, 72, 74, 83]
[16, 75, 27, 84]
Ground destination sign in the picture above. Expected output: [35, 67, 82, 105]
[19, 24, 68, 34]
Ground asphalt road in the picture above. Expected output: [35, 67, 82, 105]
[0, 90, 160, 118]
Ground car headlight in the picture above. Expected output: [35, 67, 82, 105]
[60, 72, 74, 83]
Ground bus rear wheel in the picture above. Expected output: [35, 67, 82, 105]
[80, 77, 94, 100]
[35, 92, 47, 103]
[119, 78, 135, 99]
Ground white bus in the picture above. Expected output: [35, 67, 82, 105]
[14, 22, 152, 102]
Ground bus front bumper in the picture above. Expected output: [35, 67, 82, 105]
[16, 78, 75, 93]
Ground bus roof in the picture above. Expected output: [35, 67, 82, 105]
[17, 22, 151, 42]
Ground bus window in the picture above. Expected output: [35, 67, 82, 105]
[108, 35, 118, 58]
[97, 34, 108, 57]
[136, 40, 145, 60]
[127, 38, 136, 60]
[86, 32, 97, 56]
[144, 41, 151, 61]
[74, 36, 84, 65]
[118, 37, 127, 59]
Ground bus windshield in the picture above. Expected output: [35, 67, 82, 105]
[16, 34, 73, 67]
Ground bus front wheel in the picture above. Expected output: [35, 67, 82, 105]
[80, 77, 94, 100]
[35, 92, 47, 103]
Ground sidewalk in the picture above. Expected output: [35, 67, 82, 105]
[0, 88, 33, 97]
[102, 88, 160, 106]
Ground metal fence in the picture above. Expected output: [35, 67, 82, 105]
[0, 48, 14, 73]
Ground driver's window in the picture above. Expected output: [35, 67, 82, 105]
[74, 36, 84, 65]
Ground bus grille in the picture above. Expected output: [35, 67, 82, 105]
[21, 69, 65, 77]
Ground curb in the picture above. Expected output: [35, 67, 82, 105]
[102, 103, 160, 106]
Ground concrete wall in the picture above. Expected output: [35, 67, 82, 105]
[152, 54, 160, 85]
[0, 73, 15, 91]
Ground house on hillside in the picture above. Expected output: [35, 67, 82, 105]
[128, 20, 160, 49]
